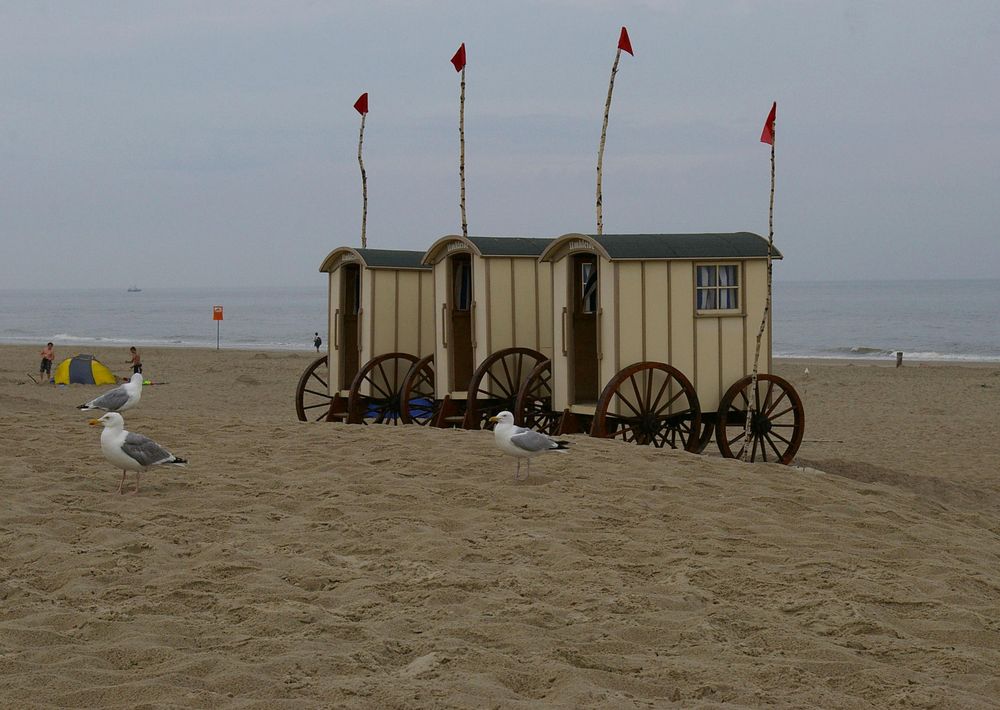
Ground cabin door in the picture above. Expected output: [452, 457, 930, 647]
[340, 264, 361, 390]
[449, 254, 474, 391]
[570, 254, 600, 405]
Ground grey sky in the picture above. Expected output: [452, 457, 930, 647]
[1, 0, 997, 288]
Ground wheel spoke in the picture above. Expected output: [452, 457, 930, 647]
[363, 374, 392, 400]
[611, 422, 639, 439]
[613, 389, 644, 418]
[309, 372, 328, 390]
[628, 374, 646, 413]
[763, 380, 774, 412]
[500, 356, 515, 395]
[303, 388, 330, 398]
[656, 387, 686, 416]
[302, 401, 331, 411]
[648, 376, 671, 413]
[376, 360, 393, 391]
[765, 433, 784, 460]
[764, 390, 789, 417]
[485, 369, 514, 398]
[769, 405, 795, 421]
[769, 429, 792, 446]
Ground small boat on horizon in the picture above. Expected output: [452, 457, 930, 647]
[127, 285, 142, 292]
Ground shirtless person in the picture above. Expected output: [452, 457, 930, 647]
[39, 342, 54, 384]
[127, 346, 143, 375]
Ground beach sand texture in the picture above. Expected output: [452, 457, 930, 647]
[2, 344, 999, 707]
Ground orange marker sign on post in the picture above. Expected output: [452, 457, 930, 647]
[213, 305, 223, 349]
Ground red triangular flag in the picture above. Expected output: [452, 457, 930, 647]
[450, 43, 466, 72]
[353, 92, 368, 115]
[760, 102, 776, 144]
[618, 26, 633, 56]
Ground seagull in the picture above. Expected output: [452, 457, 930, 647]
[77, 372, 144, 412]
[89, 412, 187, 494]
[488, 410, 570, 481]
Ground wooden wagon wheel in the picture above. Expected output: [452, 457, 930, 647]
[692, 413, 716, 454]
[399, 354, 440, 425]
[591, 362, 702, 451]
[295, 355, 334, 421]
[715, 373, 805, 465]
[513, 359, 559, 435]
[462, 347, 547, 430]
[346, 352, 420, 425]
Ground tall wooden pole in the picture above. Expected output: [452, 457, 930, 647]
[459, 64, 467, 238]
[596, 27, 632, 236]
[744, 125, 776, 462]
[596, 48, 622, 236]
[358, 112, 368, 248]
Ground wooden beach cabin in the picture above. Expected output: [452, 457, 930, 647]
[516, 232, 804, 462]
[409, 235, 555, 428]
[295, 247, 433, 423]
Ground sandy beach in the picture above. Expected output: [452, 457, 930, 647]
[2, 343, 999, 707]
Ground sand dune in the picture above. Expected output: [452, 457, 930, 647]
[2, 345, 998, 707]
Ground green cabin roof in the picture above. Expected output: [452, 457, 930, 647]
[465, 236, 554, 257]
[589, 232, 781, 260]
[352, 248, 430, 270]
[320, 246, 431, 272]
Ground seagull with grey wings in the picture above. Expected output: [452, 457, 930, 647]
[89, 412, 187, 494]
[77, 372, 144, 412]
[488, 410, 570, 481]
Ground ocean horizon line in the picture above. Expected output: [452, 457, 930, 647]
[2, 276, 1000, 293]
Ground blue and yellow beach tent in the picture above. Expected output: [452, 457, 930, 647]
[53, 354, 117, 385]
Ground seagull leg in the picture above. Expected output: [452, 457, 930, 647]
[117, 470, 127, 495]
[525, 458, 531, 480]
[132, 471, 140, 495]
[514, 459, 521, 482]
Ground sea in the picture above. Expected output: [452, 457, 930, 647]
[1, 280, 998, 362]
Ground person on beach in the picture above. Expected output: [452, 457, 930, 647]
[38, 342, 54, 383]
[127, 347, 142, 375]
[313, 332, 322, 352]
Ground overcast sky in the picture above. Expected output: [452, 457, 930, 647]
[1, 0, 997, 288]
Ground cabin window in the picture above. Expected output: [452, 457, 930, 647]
[580, 261, 598, 314]
[696, 264, 740, 312]
[453, 257, 472, 312]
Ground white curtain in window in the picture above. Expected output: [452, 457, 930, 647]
[720, 265, 738, 309]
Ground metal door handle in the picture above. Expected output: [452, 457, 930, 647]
[561, 307, 568, 356]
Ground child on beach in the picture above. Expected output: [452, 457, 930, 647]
[313, 332, 322, 352]
[38, 342, 54, 383]
[127, 347, 142, 375]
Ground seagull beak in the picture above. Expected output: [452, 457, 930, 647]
[488, 415, 500, 423]
[88, 419, 100, 426]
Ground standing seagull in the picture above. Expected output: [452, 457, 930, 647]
[89, 412, 187, 494]
[488, 410, 570, 481]
[77, 372, 144, 412]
